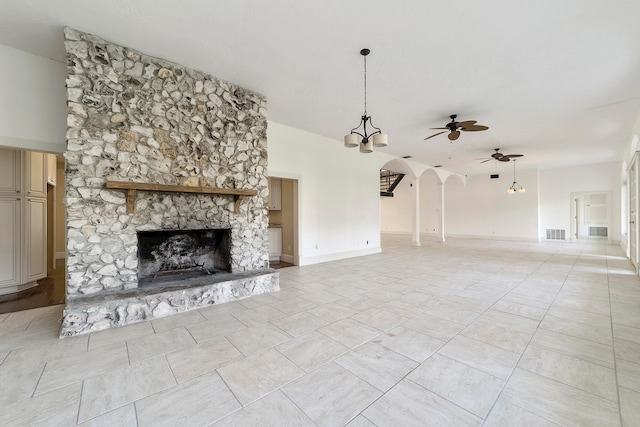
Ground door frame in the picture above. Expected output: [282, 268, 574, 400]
[628, 154, 639, 272]
[269, 172, 300, 266]
[569, 191, 613, 244]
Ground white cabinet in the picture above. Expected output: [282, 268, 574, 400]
[25, 151, 46, 197]
[46, 153, 57, 186]
[268, 227, 282, 262]
[0, 197, 21, 288]
[268, 177, 282, 210]
[25, 198, 47, 282]
[0, 148, 21, 194]
[0, 149, 48, 295]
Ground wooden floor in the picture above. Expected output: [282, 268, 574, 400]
[270, 260, 294, 269]
[0, 262, 65, 314]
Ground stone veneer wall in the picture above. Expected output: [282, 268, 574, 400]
[63, 28, 270, 299]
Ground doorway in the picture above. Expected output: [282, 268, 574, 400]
[0, 150, 66, 314]
[570, 191, 613, 243]
[268, 175, 299, 267]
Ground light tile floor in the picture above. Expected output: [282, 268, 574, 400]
[1, 234, 639, 426]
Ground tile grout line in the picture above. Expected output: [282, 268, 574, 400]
[606, 244, 625, 427]
[478, 242, 578, 426]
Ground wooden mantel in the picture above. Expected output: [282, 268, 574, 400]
[105, 181, 258, 214]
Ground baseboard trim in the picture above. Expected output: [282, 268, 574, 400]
[0, 281, 38, 296]
[299, 247, 381, 266]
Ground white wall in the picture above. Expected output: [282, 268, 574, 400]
[383, 162, 623, 244]
[0, 44, 66, 153]
[380, 174, 413, 233]
[419, 171, 442, 235]
[267, 121, 383, 265]
[445, 168, 540, 241]
[539, 162, 621, 242]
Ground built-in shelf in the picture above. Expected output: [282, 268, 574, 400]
[105, 181, 258, 214]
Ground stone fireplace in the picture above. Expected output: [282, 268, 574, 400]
[60, 28, 279, 336]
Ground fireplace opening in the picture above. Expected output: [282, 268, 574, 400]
[137, 229, 231, 286]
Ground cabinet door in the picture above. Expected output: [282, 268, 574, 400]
[268, 228, 282, 258]
[26, 151, 46, 197]
[268, 177, 282, 210]
[25, 197, 47, 282]
[0, 197, 21, 288]
[0, 148, 21, 195]
[47, 153, 57, 186]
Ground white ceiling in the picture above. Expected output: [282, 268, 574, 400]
[2, 0, 640, 176]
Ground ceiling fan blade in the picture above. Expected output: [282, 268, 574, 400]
[456, 120, 477, 128]
[498, 156, 511, 162]
[424, 130, 447, 140]
[430, 127, 450, 130]
[448, 130, 460, 141]
[504, 154, 523, 158]
[480, 159, 492, 163]
[462, 125, 489, 132]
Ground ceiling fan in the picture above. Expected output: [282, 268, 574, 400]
[424, 114, 489, 142]
[478, 148, 523, 163]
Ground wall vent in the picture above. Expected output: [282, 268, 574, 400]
[589, 226, 608, 237]
[490, 174, 499, 179]
[546, 229, 566, 240]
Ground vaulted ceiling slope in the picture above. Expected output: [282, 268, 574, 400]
[2, 0, 640, 175]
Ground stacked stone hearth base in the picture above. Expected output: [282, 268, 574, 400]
[60, 269, 279, 337]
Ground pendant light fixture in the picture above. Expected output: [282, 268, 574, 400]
[507, 159, 525, 193]
[344, 48, 388, 153]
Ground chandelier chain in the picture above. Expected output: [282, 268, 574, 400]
[363, 53, 367, 116]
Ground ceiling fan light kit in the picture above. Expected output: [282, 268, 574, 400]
[344, 48, 388, 153]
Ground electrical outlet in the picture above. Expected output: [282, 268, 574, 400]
[366, 240, 369, 245]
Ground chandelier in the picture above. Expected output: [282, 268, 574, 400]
[344, 48, 388, 153]
[507, 159, 525, 193]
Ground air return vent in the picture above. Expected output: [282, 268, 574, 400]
[546, 229, 566, 240]
[589, 226, 608, 237]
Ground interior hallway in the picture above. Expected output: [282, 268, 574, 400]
[0, 234, 638, 426]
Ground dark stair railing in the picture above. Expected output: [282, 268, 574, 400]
[380, 170, 405, 197]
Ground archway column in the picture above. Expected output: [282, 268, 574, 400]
[412, 177, 421, 246]
[439, 182, 445, 242]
